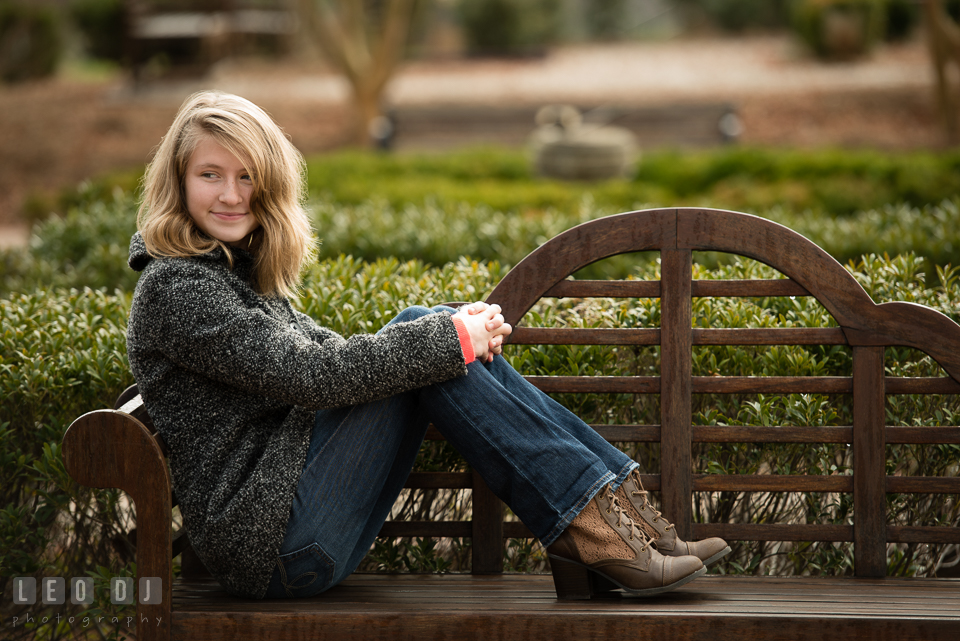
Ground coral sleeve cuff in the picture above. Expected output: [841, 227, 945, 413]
[450, 315, 476, 365]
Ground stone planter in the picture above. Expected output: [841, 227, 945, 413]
[530, 105, 637, 181]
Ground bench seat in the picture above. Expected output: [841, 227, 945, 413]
[171, 574, 960, 640]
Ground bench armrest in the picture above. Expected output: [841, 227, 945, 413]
[63, 408, 172, 641]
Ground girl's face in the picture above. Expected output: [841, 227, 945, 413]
[184, 136, 259, 247]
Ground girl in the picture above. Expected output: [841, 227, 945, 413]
[126, 91, 728, 601]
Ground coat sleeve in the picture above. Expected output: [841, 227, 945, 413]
[129, 260, 468, 410]
[290, 307, 341, 344]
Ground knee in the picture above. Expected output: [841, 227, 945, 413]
[432, 304, 459, 315]
[390, 305, 435, 325]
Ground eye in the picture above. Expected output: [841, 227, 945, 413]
[200, 171, 218, 180]
[240, 173, 254, 184]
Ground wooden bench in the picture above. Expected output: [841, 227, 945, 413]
[126, 0, 295, 79]
[388, 102, 740, 150]
[63, 208, 960, 640]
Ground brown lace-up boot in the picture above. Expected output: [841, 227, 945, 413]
[546, 483, 705, 599]
[617, 470, 731, 566]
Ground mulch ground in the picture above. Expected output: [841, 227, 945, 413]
[0, 34, 951, 245]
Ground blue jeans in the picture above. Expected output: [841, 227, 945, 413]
[264, 305, 638, 598]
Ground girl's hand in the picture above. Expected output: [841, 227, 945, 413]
[455, 303, 512, 363]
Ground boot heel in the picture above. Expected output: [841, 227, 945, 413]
[549, 556, 620, 599]
[548, 555, 594, 600]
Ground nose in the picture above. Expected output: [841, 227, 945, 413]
[219, 179, 243, 205]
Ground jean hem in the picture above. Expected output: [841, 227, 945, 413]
[538, 470, 616, 548]
[609, 460, 640, 492]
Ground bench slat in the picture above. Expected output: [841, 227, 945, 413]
[594, 425, 960, 444]
[527, 375, 856, 394]
[543, 278, 812, 299]
[691, 425, 852, 443]
[853, 345, 888, 576]
[886, 425, 960, 443]
[695, 523, 853, 542]
[693, 474, 851, 492]
[886, 476, 960, 493]
[378, 521, 472, 538]
[404, 472, 471, 488]
[511, 327, 847, 346]
[527, 375, 960, 395]
[888, 526, 960, 543]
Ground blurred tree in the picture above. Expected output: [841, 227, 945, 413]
[923, 0, 960, 142]
[297, 0, 417, 147]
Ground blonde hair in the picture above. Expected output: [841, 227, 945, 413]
[138, 90, 314, 297]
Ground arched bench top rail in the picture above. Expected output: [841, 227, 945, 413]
[486, 208, 960, 384]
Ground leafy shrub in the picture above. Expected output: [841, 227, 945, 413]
[791, 0, 887, 61]
[0, 257, 505, 627]
[2, 250, 955, 600]
[5, 145, 960, 298]
[4, 185, 960, 297]
[305, 147, 960, 218]
[0, 287, 134, 640]
[50, 147, 960, 220]
[0, 190, 140, 295]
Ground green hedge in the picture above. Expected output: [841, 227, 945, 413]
[2, 253, 958, 613]
[3, 146, 960, 623]
[4, 187, 960, 297]
[1, 287, 134, 640]
[9, 145, 955, 298]
[0, 257, 505, 639]
[303, 147, 960, 216]
[53, 146, 960, 219]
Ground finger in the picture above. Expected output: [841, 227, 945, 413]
[486, 314, 504, 331]
[483, 304, 501, 318]
[467, 302, 488, 314]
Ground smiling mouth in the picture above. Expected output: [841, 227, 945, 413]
[212, 212, 248, 219]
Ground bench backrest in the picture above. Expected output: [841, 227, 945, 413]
[486, 207, 960, 577]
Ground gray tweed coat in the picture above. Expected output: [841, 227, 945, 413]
[126, 233, 468, 598]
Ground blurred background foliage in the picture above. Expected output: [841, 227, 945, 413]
[0, 0, 952, 84]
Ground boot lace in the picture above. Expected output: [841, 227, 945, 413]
[630, 474, 674, 531]
[603, 487, 655, 552]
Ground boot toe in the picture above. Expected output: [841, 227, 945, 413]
[689, 537, 731, 565]
[662, 554, 704, 585]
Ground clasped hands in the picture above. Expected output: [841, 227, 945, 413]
[453, 302, 512, 363]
